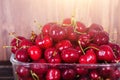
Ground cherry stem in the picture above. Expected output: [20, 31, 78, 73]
[78, 41, 85, 55]
[3, 45, 14, 48]
[53, 51, 57, 57]
[30, 70, 39, 80]
[84, 46, 99, 51]
[30, 31, 36, 41]
[34, 20, 42, 31]
[9, 32, 21, 41]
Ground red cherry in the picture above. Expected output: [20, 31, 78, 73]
[49, 24, 66, 42]
[42, 22, 56, 36]
[79, 49, 97, 64]
[62, 68, 76, 80]
[19, 39, 33, 49]
[76, 21, 87, 33]
[44, 48, 61, 63]
[90, 70, 100, 80]
[61, 48, 80, 63]
[15, 49, 29, 62]
[28, 45, 42, 61]
[55, 40, 72, 52]
[78, 34, 91, 48]
[65, 26, 78, 42]
[46, 68, 61, 80]
[35, 34, 53, 49]
[11, 36, 26, 47]
[93, 31, 109, 45]
[97, 45, 115, 62]
[62, 18, 72, 25]
[16, 66, 30, 78]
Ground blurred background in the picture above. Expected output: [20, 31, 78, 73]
[0, 0, 120, 61]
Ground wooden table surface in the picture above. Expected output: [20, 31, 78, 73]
[0, 61, 14, 80]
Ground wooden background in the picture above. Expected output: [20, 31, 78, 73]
[0, 0, 120, 61]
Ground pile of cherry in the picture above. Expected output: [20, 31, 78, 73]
[10, 18, 120, 80]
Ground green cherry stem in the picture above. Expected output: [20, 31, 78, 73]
[84, 46, 99, 51]
[30, 70, 39, 80]
[78, 41, 85, 55]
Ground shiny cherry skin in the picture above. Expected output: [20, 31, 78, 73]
[42, 22, 56, 36]
[62, 68, 76, 80]
[35, 34, 53, 49]
[49, 24, 66, 42]
[15, 49, 29, 62]
[55, 40, 72, 52]
[46, 68, 61, 80]
[44, 47, 61, 63]
[78, 34, 91, 48]
[90, 70, 100, 80]
[16, 66, 30, 78]
[61, 48, 80, 63]
[28, 45, 42, 61]
[79, 49, 97, 64]
[93, 31, 109, 45]
[97, 45, 115, 62]
[76, 21, 87, 33]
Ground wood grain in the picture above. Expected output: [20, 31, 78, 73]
[0, 0, 120, 60]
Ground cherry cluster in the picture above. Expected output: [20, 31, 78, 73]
[10, 18, 120, 80]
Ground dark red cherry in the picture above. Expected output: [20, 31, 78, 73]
[93, 31, 109, 45]
[19, 39, 33, 49]
[42, 22, 56, 36]
[44, 48, 61, 63]
[16, 66, 30, 78]
[11, 36, 26, 47]
[90, 70, 100, 80]
[78, 34, 91, 48]
[15, 49, 29, 62]
[61, 48, 80, 63]
[79, 49, 97, 64]
[65, 26, 78, 42]
[62, 68, 76, 80]
[76, 21, 87, 33]
[97, 45, 115, 62]
[35, 34, 53, 49]
[55, 40, 72, 52]
[46, 68, 61, 80]
[49, 24, 66, 42]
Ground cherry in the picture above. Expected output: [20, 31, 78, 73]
[49, 24, 66, 42]
[62, 18, 72, 25]
[19, 39, 33, 49]
[89, 70, 100, 80]
[97, 45, 115, 62]
[62, 68, 76, 80]
[99, 66, 115, 78]
[111, 69, 120, 80]
[46, 68, 61, 80]
[42, 22, 56, 36]
[88, 23, 103, 31]
[35, 34, 53, 49]
[65, 26, 78, 42]
[75, 21, 87, 33]
[28, 45, 42, 61]
[108, 42, 120, 57]
[55, 40, 72, 52]
[92, 31, 109, 45]
[44, 47, 61, 63]
[78, 34, 91, 48]
[75, 66, 88, 76]
[16, 66, 30, 78]
[30, 63, 47, 75]
[79, 49, 97, 64]
[61, 48, 80, 63]
[15, 49, 29, 62]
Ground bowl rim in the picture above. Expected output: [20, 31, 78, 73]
[10, 54, 120, 67]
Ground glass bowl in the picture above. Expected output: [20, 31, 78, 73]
[10, 54, 120, 80]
